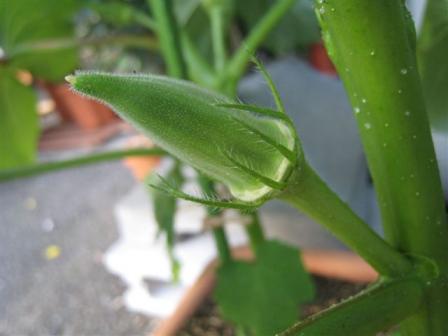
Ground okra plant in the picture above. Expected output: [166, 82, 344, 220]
[2, 0, 318, 334]
[2, 0, 448, 335]
[68, 0, 448, 334]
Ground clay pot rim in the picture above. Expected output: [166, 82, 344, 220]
[152, 246, 377, 336]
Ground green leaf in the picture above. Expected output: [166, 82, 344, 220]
[0, 68, 38, 169]
[419, 0, 448, 132]
[173, 0, 213, 61]
[214, 240, 315, 336]
[0, 0, 78, 82]
[146, 161, 184, 281]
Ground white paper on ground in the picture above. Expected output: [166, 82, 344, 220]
[104, 183, 246, 318]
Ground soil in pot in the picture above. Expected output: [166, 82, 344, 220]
[177, 275, 367, 336]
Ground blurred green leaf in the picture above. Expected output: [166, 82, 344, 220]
[215, 240, 315, 335]
[0, 68, 38, 169]
[419, 0, 448, 132]
[172, 0, 213, 61]
[173, 0, 202, 25]
[236, 0, 320, 54]
[146, 161, 184, 281]
[0, 0, 79, 82]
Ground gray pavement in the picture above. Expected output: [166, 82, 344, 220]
[0, 161, 156, 336]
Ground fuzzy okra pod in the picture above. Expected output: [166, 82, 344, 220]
[67, 70, 411, 279]
[67, 72, 297, 204]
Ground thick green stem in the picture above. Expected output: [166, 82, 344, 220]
[197, 174, 232, 263]
[0, 147, 165, 182]
[316, 1, 448, 334]
[280, 277, 425, 336]
[147, 0, 186, 78]
[222, 0, 296, 92]
[210, 5, 227, 72]
[244, 212, 265, 253]
[279, 163, 412, 278]
[212, 226, 232, 263]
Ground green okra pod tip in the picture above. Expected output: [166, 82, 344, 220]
[66, 71, 301, 204]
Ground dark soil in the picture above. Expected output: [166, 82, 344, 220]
[178, 275, 367, 336]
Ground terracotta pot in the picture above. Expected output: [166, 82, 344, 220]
[42, 82, 118, 130]
[122, 136, 162, 181]
[152, 246, 377, 336]
[123, 155, 161, 181]
[308, 41, 338, 76]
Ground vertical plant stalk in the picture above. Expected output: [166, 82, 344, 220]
[212, 227, 232, 263]
[147, 0, 186, 78]
[198, 174, 231, 263]
[244, 212, 265, 254]
[210, 5, 227, 72]
[315, 0, 448, 334]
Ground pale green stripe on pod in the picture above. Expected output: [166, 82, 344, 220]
[67, 72, 297, 202]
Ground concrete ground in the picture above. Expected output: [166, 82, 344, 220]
[0, 161, 156, 336]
